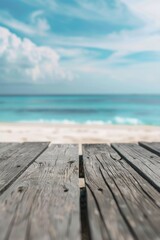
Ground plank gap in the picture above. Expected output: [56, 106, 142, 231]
[139, 142, 160, 157]
[111, 143, 160, 193]
[79, 154, 91, 240]
[79, 155, 84, 178]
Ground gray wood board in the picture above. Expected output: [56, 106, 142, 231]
[0, 143, 20, 158]
[112, 143, 160, 191]
[0, 142, 49, 194]
[83, 144, 160, 240]
[139, 142, 160, 156]
[0, 144, 80, 240]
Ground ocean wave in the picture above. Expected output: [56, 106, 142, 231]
[19, 119, 77, 124]
[85, 120, 106, 125]
[19, 117, 142, 125]
[20, 119, 107, 125]
[114, 117, 142, 125]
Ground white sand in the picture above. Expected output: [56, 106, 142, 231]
[0, 123, 160, 144]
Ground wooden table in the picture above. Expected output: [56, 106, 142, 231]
[0, 142, 160, 240]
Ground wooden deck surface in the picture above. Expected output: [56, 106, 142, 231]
[0, 142, 160, 240]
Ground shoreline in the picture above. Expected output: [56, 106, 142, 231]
[0, 122, 160, 144]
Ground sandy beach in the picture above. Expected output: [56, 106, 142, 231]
[0, 123, 160, 144]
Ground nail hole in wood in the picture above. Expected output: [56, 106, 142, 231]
[68, 160, 75, 164]
[64, 189, 69, 192]
[98, 188, 103, 192]
[16, 165, 21, 168]
[18, 186, 24, 193]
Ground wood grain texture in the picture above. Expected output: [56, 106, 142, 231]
[0, 144, 80, 240]
[112, 143, 160, 192]
[83, 144, 160, 240]
[0, 143, 20, 158]
[0, 142, 49, 194]
[139, 142, 160, 156]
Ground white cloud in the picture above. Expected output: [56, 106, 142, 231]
[0, 0, 160, 92]
[0, 26, 72, 83]
[0, 11, 34, 35]
[0, 10, 50, 36]
[22, 0, 138, 26]
[121, 0, 160, 28]
[30, 10, 50, 32]
[16, 0, 160, 58]
[42, 0, 160, 66]
[22, 0, 160, 90]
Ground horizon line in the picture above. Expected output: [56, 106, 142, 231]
[0, 93, 160, 96]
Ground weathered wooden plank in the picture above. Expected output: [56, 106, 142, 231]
[139, 142, 160, 156]
[0, 143, 13, 150]
[0, 143, 12, 149]
[0, 143, 20, 157]
[112, 143, 160, 191]
[0, 142, 49, 194]
[83, 144, 160, 240]
[0, 144, 80, 240]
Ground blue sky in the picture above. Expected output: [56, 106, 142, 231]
[0, 0, 160, 94]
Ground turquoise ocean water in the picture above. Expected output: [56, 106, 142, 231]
[0, 95, 160, 125]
